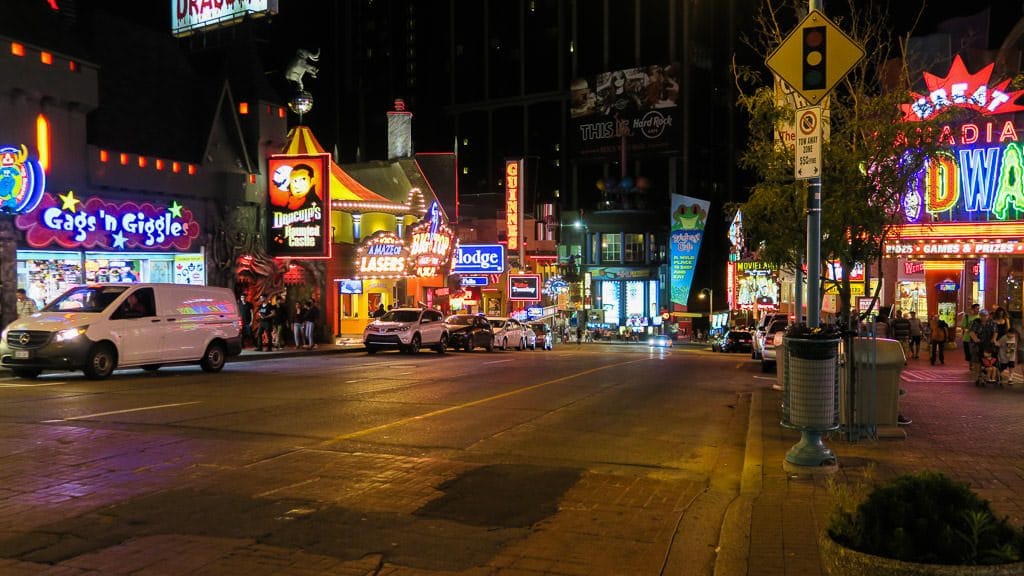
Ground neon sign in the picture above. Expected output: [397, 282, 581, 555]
[172, 0, 278, 38]
[505, 159, 522, 251]
[407, 202, 454, 277]
[267, 154, 330, 259]
[17, 191, 199, 250]
[355, 231, 408, 279]
[0, 145, 45, 215]
[901, 55, 1024, 122]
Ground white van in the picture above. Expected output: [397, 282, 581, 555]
[1, 283, 242, 379]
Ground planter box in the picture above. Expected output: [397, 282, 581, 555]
[820, 532, 1024, 576]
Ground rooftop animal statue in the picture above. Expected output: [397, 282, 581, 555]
[284, 48, 320, 91]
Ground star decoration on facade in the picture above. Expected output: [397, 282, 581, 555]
[168, 201, 183, 218]
[58, 190, 80, 212]
[111, 231, 127, 249]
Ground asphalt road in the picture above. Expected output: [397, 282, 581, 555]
[0, 343, 768, 575]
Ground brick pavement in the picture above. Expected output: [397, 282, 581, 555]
[1, 347, 1021, 575]
[743, 355, 1024, 576]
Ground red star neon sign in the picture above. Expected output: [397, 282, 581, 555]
[901, 55, 1024, 122]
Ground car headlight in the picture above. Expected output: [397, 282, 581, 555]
[54, 327, 87, 342]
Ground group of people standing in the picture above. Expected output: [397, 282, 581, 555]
[876, 305, 1020, 385]
[239, 293, 320, 351]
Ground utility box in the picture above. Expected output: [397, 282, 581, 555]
[840, 337, 906, 439]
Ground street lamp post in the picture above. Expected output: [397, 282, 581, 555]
[699, 288, 713, 338]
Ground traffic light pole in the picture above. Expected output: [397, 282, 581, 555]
[806, 0, 822, 329]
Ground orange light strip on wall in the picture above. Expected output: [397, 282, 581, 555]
[899, 222, 1024, 240]
[35, 114, 49, 171]
[922, 261, 965, 272]
[11, 43, 25, 56]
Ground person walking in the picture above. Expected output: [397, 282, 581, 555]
[291, 301, 306, 349]
[304, 299, 319, 349]
[960, 303, 980, 363]
[907, 310, 923, 359]
[272, 295, 288, 349]
[969, 308, 996, 377]
[892, 310, 911, 359]
[928, 314, 947, 365]
[239, 293, 254, 348]
[15, 288, 37, 318]
[255, 295, 275, 352]
[992, 307, 1009, 339]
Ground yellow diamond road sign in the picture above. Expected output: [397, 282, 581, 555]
[765, 10, 865, 106]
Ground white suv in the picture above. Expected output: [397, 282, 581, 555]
[363, 308, 449, 354]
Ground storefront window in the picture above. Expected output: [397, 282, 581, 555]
[625, 280, 644, 318]
[601, 233, 621, 263]
[896, 281, 926, 317]
[18, 252, 83, 308]
[1007, 270, 1023, 315]
[601, 280, 620, 325]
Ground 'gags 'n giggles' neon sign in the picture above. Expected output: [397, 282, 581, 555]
[16, 191, 200, 250]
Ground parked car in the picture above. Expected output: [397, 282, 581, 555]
[760, 320, 789, 372]
[527, 322, 553, 350]
[523, 326, 537, 350]
[444, 314, 494, 352]
[0, 283, 242, 380]
[363, 307, 448, 354]
[487, 317, 526, 350]
[753, 313, 789, 359]
[718, 330, 754, 353]
[648, 334, 673, 348]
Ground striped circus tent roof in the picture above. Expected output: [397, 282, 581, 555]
[281, 126, 394, 205]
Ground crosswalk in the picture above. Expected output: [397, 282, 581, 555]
[900, 367, 977, 383]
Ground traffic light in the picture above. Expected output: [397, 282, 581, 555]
[802, 25, 826, 91]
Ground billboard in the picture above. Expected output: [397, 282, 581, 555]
[669, 194, 710, 312]
[172, 0, 279, 38]
[508, 274, 542, 301]
[267, 153, 330, 258]
[570, 64, 681, 160]
[452, 244, 505, 274]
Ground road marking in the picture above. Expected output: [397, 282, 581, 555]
[325, 358, 648, 442]
[752, 375, 775, 380]
[0, 380, 71, 388]
[483, 359, 514, 365]
[41, 401, 202, 423]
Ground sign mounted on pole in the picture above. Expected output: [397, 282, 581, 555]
[795, 106, 822, 180]
[765, 10, 865, 106]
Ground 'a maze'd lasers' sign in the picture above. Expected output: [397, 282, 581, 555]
[355, 231, 408, 279]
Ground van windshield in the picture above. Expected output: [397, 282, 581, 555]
[43, 286, 128, 313]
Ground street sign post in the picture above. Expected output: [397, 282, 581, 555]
[795, 106, 822, 180]
[765, 10, 865, 105]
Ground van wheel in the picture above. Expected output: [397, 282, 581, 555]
[200, 342, 227, 372]
[142, 364, 162, 372]
[84, 344, 117, 380]
[12, 368, 41, 379]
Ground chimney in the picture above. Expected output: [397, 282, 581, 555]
[387, 99, 413, 160]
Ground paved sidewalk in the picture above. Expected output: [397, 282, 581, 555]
[737, 356, 1024, 576]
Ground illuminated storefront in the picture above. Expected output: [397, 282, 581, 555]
[884, 55, 1024, 322]
[14, 190, 206, 305]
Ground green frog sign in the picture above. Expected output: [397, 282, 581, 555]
[670, 194, 710, 312]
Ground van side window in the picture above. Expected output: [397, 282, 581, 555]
[114, 288, 156, 319]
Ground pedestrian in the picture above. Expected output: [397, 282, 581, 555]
[907, 310, 923, 359]
[993, 306, 1009, 339]
[874, 310, 890, 338]
[373, 303, 385, 318]
[272, 295, 287, 349]
[969, 308, 996, 377]
[291, 301, 306, 349]
[997, 327, 1018, 386]
[928, 314, 947, 365]
[255, 295, 275, 352]
[960, 303, 980, 363]
[304, 299, 319, 349]
[239, 292, 254, 348]
[15, 288, 37, 318]
[892, 310, 911, 357]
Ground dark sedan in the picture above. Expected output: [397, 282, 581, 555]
[444, 314, 494, 352]
[715, 330, 754, 353]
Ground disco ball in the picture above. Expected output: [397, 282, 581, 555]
[288, 91, 314, 116]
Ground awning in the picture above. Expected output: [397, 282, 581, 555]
[282, 126, 398, 205]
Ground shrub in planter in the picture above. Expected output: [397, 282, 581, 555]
[827, 471, 1024, 565]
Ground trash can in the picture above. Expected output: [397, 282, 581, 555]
[782, 336, 841, 430]
[840, 337, 906, 438]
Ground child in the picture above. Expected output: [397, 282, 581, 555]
[979, 345, 998, 386]
[997, 328, 1018, 386]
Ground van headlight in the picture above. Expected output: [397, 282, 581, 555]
[54, 327, 87, 342]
